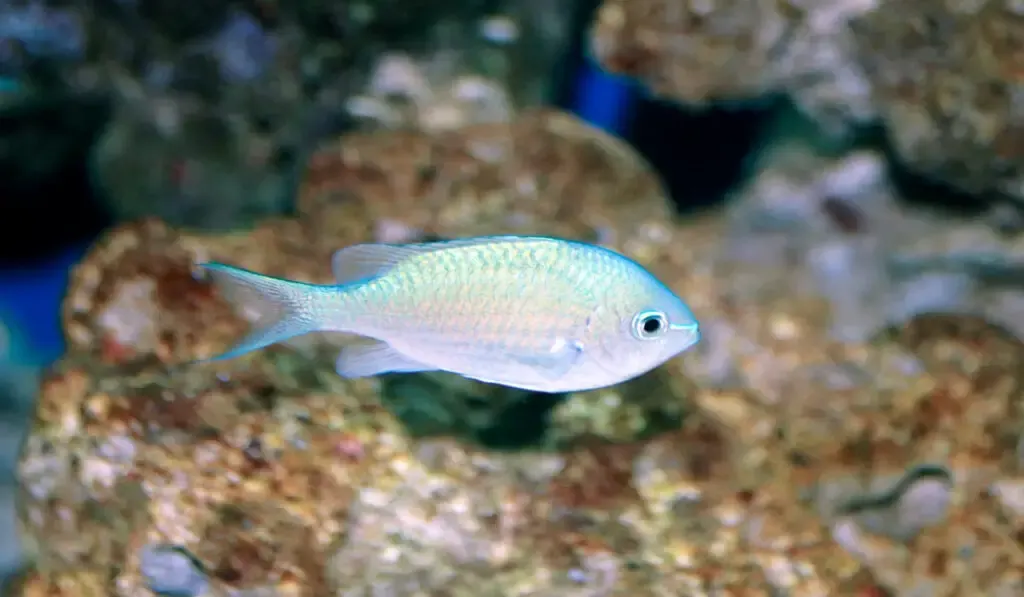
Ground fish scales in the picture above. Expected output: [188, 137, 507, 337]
[350, 240, 595, 350]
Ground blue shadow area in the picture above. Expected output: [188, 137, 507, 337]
[570, 58, 634, 135]
[0, 243, 90, 365]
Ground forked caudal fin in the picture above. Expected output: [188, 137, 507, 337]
[197, 262, 323, 362]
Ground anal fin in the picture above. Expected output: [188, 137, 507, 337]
[462, 337, 584, 389]
[509, 338, 584, 380]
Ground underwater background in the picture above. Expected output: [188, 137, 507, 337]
[3, 0, 1024, 595]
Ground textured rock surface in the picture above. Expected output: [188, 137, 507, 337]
[850, 1, 1024, 204]
[590, 0, 879, 135]
[591, 0, 1024, 205]
[3, 0, 572, 229]
[14, 114, 1024, 595]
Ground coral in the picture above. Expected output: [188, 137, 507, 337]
[591, 0, 1024, 205]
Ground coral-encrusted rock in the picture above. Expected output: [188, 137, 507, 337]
[848, 1, 1024, 205]
[16, 111, 1024, 595]
[591, 0, 1024, 205]
[590, 0, 877, 136]
[816, 315, 1024, 595]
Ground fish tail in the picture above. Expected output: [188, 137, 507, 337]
[198, 262, 324, 362]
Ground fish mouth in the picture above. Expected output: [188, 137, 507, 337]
[669, 321, 701, 347]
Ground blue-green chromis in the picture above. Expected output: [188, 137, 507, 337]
[197, 235, 701, 393]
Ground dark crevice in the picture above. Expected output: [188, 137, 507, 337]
[380, 371, 569, 451]
[0, 91, 113, 265]
[550, 0, 774, 225]
[624, 96, 775, 215]
[472, 391, 568, 450]
[875, 127, 992, 218]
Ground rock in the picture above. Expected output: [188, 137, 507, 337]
[848, 1, 1024, 207]
[590, 0, 878, 137]
[590, 0, 1024, 206]
[138, 544, 210, 596]
[816, 315, 1024, 596]
[16, 110, 1024, 595]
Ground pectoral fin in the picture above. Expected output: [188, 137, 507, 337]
[335, 339, 437, 378]
[464, 338, 584, 388]
[514, 338, 584, 379]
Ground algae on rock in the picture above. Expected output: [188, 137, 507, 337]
[592, 0, 1024, 207]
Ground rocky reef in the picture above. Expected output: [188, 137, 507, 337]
[10, 103, 1024, 595]
[0, 0, 572, 230]
[591, 0, 1024, 207]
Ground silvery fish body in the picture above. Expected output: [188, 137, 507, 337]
[199, 236, 701, 393]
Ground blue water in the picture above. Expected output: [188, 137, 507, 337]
[0, 244, 89, 365]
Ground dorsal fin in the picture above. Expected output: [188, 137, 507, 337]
[331, 243, 426, 284]
[330, 236, 545, 284]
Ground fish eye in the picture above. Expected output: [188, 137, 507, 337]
[632, 310, 668, 340]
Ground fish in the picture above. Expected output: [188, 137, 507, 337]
[197, 235, 701, 393]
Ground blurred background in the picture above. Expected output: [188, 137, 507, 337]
[3, 0, 1024, 595]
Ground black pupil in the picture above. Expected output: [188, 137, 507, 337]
[642, 316, 662, 334]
